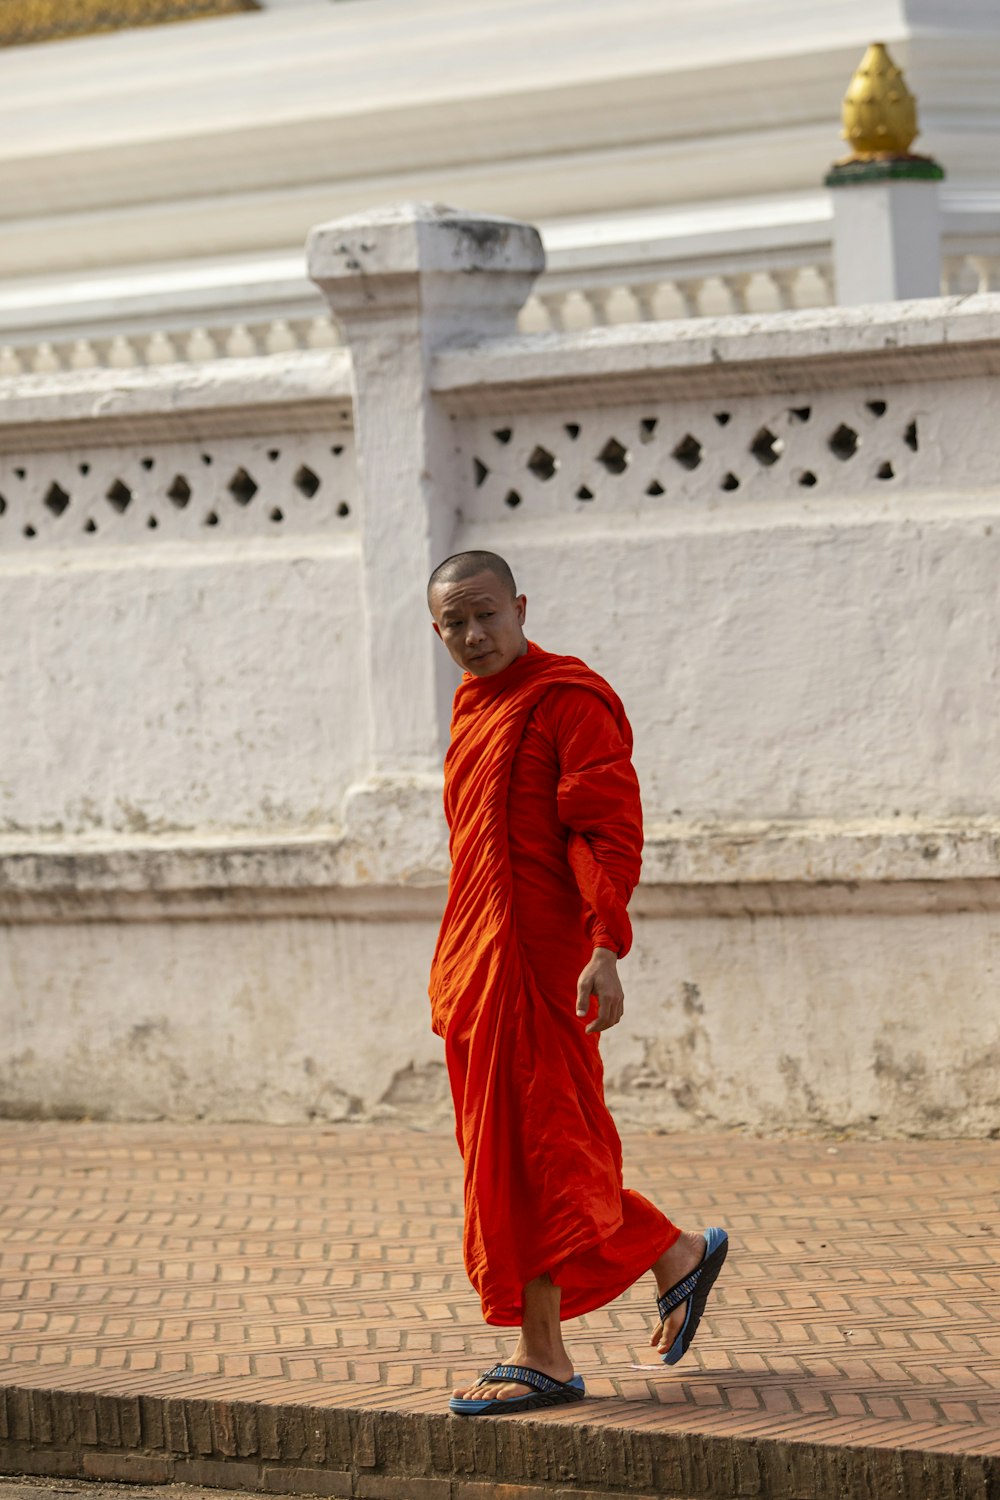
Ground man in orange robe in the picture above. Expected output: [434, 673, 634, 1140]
[427, 550, 727, 1416]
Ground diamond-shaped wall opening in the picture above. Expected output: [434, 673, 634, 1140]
[798, 471, 818, 488]
[598, 438, 629, 475]
[750, 427, 783, 466]
[527, 446, 557, 482]
[721, 473, 740, 491]
[576, 486, 594, 501]
[672, 435, 702, 470]
[473, 459, 489, 488]
[640, 418, 658, 442]
[905, 420, 919, 452]
[106, 480, 132, 514]
[829, 424, 859, 460]
[789, 406, 812, 423]
[877, 462, 894, 480]
[44, 482, 70, 517]
[866, 401, 887, 418]
[646, 480, 665, 496]
[294, 465, 320, 499]
[505, 490, 522, 509]
[168, 476, 191, 509]
[493, 428, 513, 446]
[228, 468, 258, 506]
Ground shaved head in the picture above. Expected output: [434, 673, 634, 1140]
[427, 551, 527, 678]
[427, 550, 517, 606]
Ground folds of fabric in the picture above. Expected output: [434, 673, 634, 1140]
[429, 643, 678, 1326]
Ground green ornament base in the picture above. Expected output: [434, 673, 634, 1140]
[825, 156, 945, 188]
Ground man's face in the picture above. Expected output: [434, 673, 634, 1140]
[429, 570, 528, 677]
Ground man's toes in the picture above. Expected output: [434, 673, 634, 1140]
[654, 1307, 685, 1353]
[453, 1380, 534, 1403]
[452, 1379, 486, 1400]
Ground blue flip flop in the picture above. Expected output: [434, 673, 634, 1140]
[449, 1363, 586, 1417]
[657, 1226, 729, 1366]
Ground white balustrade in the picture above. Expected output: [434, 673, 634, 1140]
[4, 235, 999, 374]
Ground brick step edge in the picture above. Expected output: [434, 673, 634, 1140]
[0, 1384, 995, 1500]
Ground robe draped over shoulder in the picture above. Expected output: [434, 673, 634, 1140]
[429, 642, 678, 1326]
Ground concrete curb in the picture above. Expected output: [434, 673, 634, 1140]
[0, 1384, 995, 1500]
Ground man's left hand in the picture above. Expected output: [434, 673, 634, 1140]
[576, 947, 624, 1035]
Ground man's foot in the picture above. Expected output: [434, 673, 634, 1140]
[449, 1364, 585, 1417]
[649, 1228, 707, 1357]
[452, 1343, 575, 1404]
[453, 1271, 574, 1404]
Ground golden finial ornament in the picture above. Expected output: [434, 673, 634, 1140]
[826, 42, 943, 186]
[841, 43, 917, 159]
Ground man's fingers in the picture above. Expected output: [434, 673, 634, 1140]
[585, 993, 624, 1034]
[577, 961, 625, 1031]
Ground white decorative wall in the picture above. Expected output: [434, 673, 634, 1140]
[2, 205, 999, 1137]
[452, 372, 1000, 826]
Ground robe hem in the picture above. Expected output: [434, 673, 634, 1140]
[478, 1222, 682, 1327]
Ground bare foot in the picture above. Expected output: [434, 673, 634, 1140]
[452, 1340, 575, 1403]
[453, 1272, 575, 1404]
[649, 1228, 707, 1358]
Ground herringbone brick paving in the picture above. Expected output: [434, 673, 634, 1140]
[0, 1122, 998, 1461]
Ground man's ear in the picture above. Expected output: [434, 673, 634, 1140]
[432, 620, 442, 640]
[515, 593, 527, 624]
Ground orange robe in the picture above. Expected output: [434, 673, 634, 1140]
[429, 642, 679, 1326]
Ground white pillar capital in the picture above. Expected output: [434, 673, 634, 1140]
[308, 201, 544, 342]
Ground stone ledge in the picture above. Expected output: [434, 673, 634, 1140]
[0, 350, 354, 452]
[434, 293, 1000, 411]
[642, 817, 1000, 887]
[0, 1389, 994, 1500]
[1, 817, 998, 923]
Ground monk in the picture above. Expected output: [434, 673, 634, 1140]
[427, 550, 727, 1417]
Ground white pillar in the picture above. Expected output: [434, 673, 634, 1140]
[307, 202, 544, 782]
[828, 166, 943, 305]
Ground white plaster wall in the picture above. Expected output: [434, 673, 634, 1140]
[3, 902, 997, 1138]
[607, 902, 1000, 1138]
[453, 365, 1000, 827]
[459, 509, 1000, 827]
[0, 914, 446, 1125]
[4, 296, 1000, 1137]
[2, 545, 367, 837]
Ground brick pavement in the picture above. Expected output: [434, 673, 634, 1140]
[0, 1123, 998, 1498]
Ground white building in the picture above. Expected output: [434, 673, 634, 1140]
[1, 0, 999, 367]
